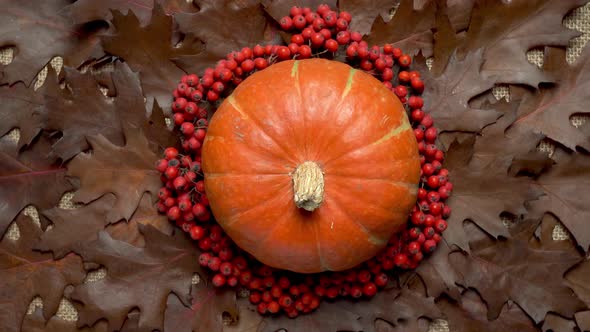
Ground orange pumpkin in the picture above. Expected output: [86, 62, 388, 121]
[202, 59, 420, 273]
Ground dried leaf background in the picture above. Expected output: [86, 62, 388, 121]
[1, 0, 590, 331]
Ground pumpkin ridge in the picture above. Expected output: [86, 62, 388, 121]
[324, 155, 420, 174]
[205, 172, 289, 178]
[226, 95, 296, 164]
[313, 220, 331, 271]
[222, 181, 291, 228]
[327, 196, 389, 246]
[322, 116, 413, 165]
[326, 174, 417, 189]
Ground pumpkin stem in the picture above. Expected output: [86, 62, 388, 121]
[292, 161, 324, 212]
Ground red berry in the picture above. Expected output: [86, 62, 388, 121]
[323, 11, 337, 26]
[357, 270, 371, 283]
[164, 166, 179, 180]
[276, 46, 291, 60]
[350, 31, 362, 42]
[178, 199, 191, 212]
[290, 6, 302, 17]
[279, 295, 293, 308]
[398, 54, 412, 67]
[181, 122, 195, 136]
[360, 59, 373, 71]
[430, 202, 443, 216]
[375, 58, 387, 71]
[164, 147, 178, 160]
[398, 70, 411, 83]
[427, 175, 440, 188]
[190, 226, 206, 240]
[357, 46, 369, 59]
[267, 301, 280, 314]
[312, 17, 325, 31]
[301, 27, 313, 40]
[346, 44, 358, 58]
[250, 291, 262, 304]
[257, 302, 268, 315]
[408, 96, 424, 109]
[421, 114, 434, 128]
[381, 68, 393, 81]
[394, 253, 409, 267]
[438, 186, 451, 199]
[278, 276, 290, 289]
[435, 219, 448, 233]
[310, 32, 325, 47]
[408, 227, 421, 239]
[336, 18, 348, 31]
[166, 206, 180, 220]
[155, 159, 168, 173]
[206, 90, 219, 102]
[411, 211, 425, 226]
[424, 227, 436, 238]
[362, 282, 378, 297]
[394, 85, 408, 98]
[280, 16, 293, 30]
[408, 241, 421, 254]
[374, 273, 388, 287]
[423, 239, 437, 253]
[220, 262, 233, 276]
[411, 109, 425, 122]
[288, 43, 299, 55]
[305, 12, 318, 24]
[291, 34, 304, 45]
[241, 59, 255, 72]
[411, 76, 424, 92]
[298, 45, 312, 58]
[219, 248, 233, 261]
[199, 253, 211, 266]
[427, 191, 440, 203]
[325, 39, 338, 52]
[262, 290, 273, 303]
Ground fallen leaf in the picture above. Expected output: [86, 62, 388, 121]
[44, 62, 149, 161]
[65, 0, 199, 25]
[142, 100, 179, 153]
[0, 82, 44, 149]
[338, 0, 397, 36]
[21, 306, 108, 332]
[575, 311, 590, 332]
[460, 0, 586, 86]
[175, 0, 282, 76]
[449, 217, 585, 323]
[36, 195, 115, 259]
[510, 46, 590, 152]
[71, 225, 201, 331]
[445, 0, 473, 32]
[442, 138, 542, 250]
[566, 259, 590, 307]
[0, 215, 85, 332]
[415, 239, 461, 300]
[431, 7, 462, 76]
[164, 283, 237, 332]
[542, 313, 577, 332]
[416, 49, 502, 132]
[365, 0, 436, 57]
[67, 127, 161, 223]
[102, 3, 202, 112]
[529, 153, 590, 251]
[0, 0, 102, 86]
[437, 290, 537, 332]
[106, 194, 174, 247]
[0, 139, 73, 237]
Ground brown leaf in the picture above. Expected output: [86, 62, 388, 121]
[65, 0, 199, 25]
[45, 62, 149, 161]
[37, 195, 115, 259]
[529, 153, 590, 251]
[461, 0, 585, 86]
[365, 0, 436, 57]
[67, 127, 161, 223]
[102, 3, 202, 111]
[338, 0, 397, 36]
[143, 100, 179, 153]
[21, 306, 108, 332]
[575, 311, 590, 332]
[415, 240, 461, 300]
[510, 46, 590, 151]
[445, 0, 474, 32]
[542, 313, 577, 332]
[106, 194, 174, 247]
[0, 140, 73, 237]
[416, 49, 502, 132]
[175, 0, 282, 76]
[164, 283, 237, 332]
[449, 218, 585, 323]
[566, 259, 590, 307]
[442, 138, 542, 250]
[437, 290, 537, 332]
[0, 215, 85, 332]
[70, 225, 201, 331]
[431, 8, 462, 76]
[0, 0, 102, 86]
[0, 82, 44, 149]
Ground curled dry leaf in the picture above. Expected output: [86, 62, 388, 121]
[44, 62, 150, 161]
[460, 0, 586, 87]
[0, 215, 86, 332]
[449, 218, 585, 323]
[566, 259, 590, 307]
[431, 8, 462, 76]
[65, 0, 199, 25]
[415, 49, 502, 133]
[21, 306, 108, 332]
[365, 0, 436, 57]
[0, 138, 73, 237]
[542, 313, 577, 332]
[102, 3, 202, 112]
[67, 127, 161, 223]
[575, 311, 590, 332]
[175, 0, 282, 76]
[415, 239, 461, 300]
[437, 290, 537, 332]
[71, 225, 202, 331]
[510, 46, 590, 152]
[529, 153, 590, 252]
[37, 195, 115, 259]
[442, 138, 542, 251]
[164, 283, 237, 332]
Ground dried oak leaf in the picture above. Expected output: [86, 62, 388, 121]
[566, 259, 590, 307]
[175, 0, 282, 76]
[460, 0, 585, 86]
[44, 62, 150, 161]
[71, 225, 201, 331]
[164, 283, 237, 332]
[442, 138, 542, 251]
[65, 0, 199, 25]
[575, 311, 590, 332]
[36, 195, 115, 259]
[21, 306, 108, 332]
[338, 0, 397, 37]
[437, 290, 537, 332]
[0, 0, 102, 86]
[365, 0, 436, 57]
[106, 193, 174, 247]
[449, 218, 585, 323]
[415, 239, 461, 300]
[510, 46, 590, 152]
[528, 153, 590, 251]
[0, 82, 44, 149]
[542, 313, 577, 332]
[102, 4, 202, 112]
[444, 0, 474, 32]
[67, 127, 161, 223]
[0, 138, 73, 237]
[431, 8, 463, 76]
[415, 49, 502, 132]
[0, 215, 85, 332]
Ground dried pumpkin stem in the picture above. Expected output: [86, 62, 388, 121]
[292, 161, 324, 212]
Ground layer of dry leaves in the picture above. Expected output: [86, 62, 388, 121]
[1, 0, 590, 331]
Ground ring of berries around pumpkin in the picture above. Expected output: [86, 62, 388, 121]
[154, 3, 452, 318]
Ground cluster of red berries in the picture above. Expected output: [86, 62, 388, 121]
[155, 4, 452, 318]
